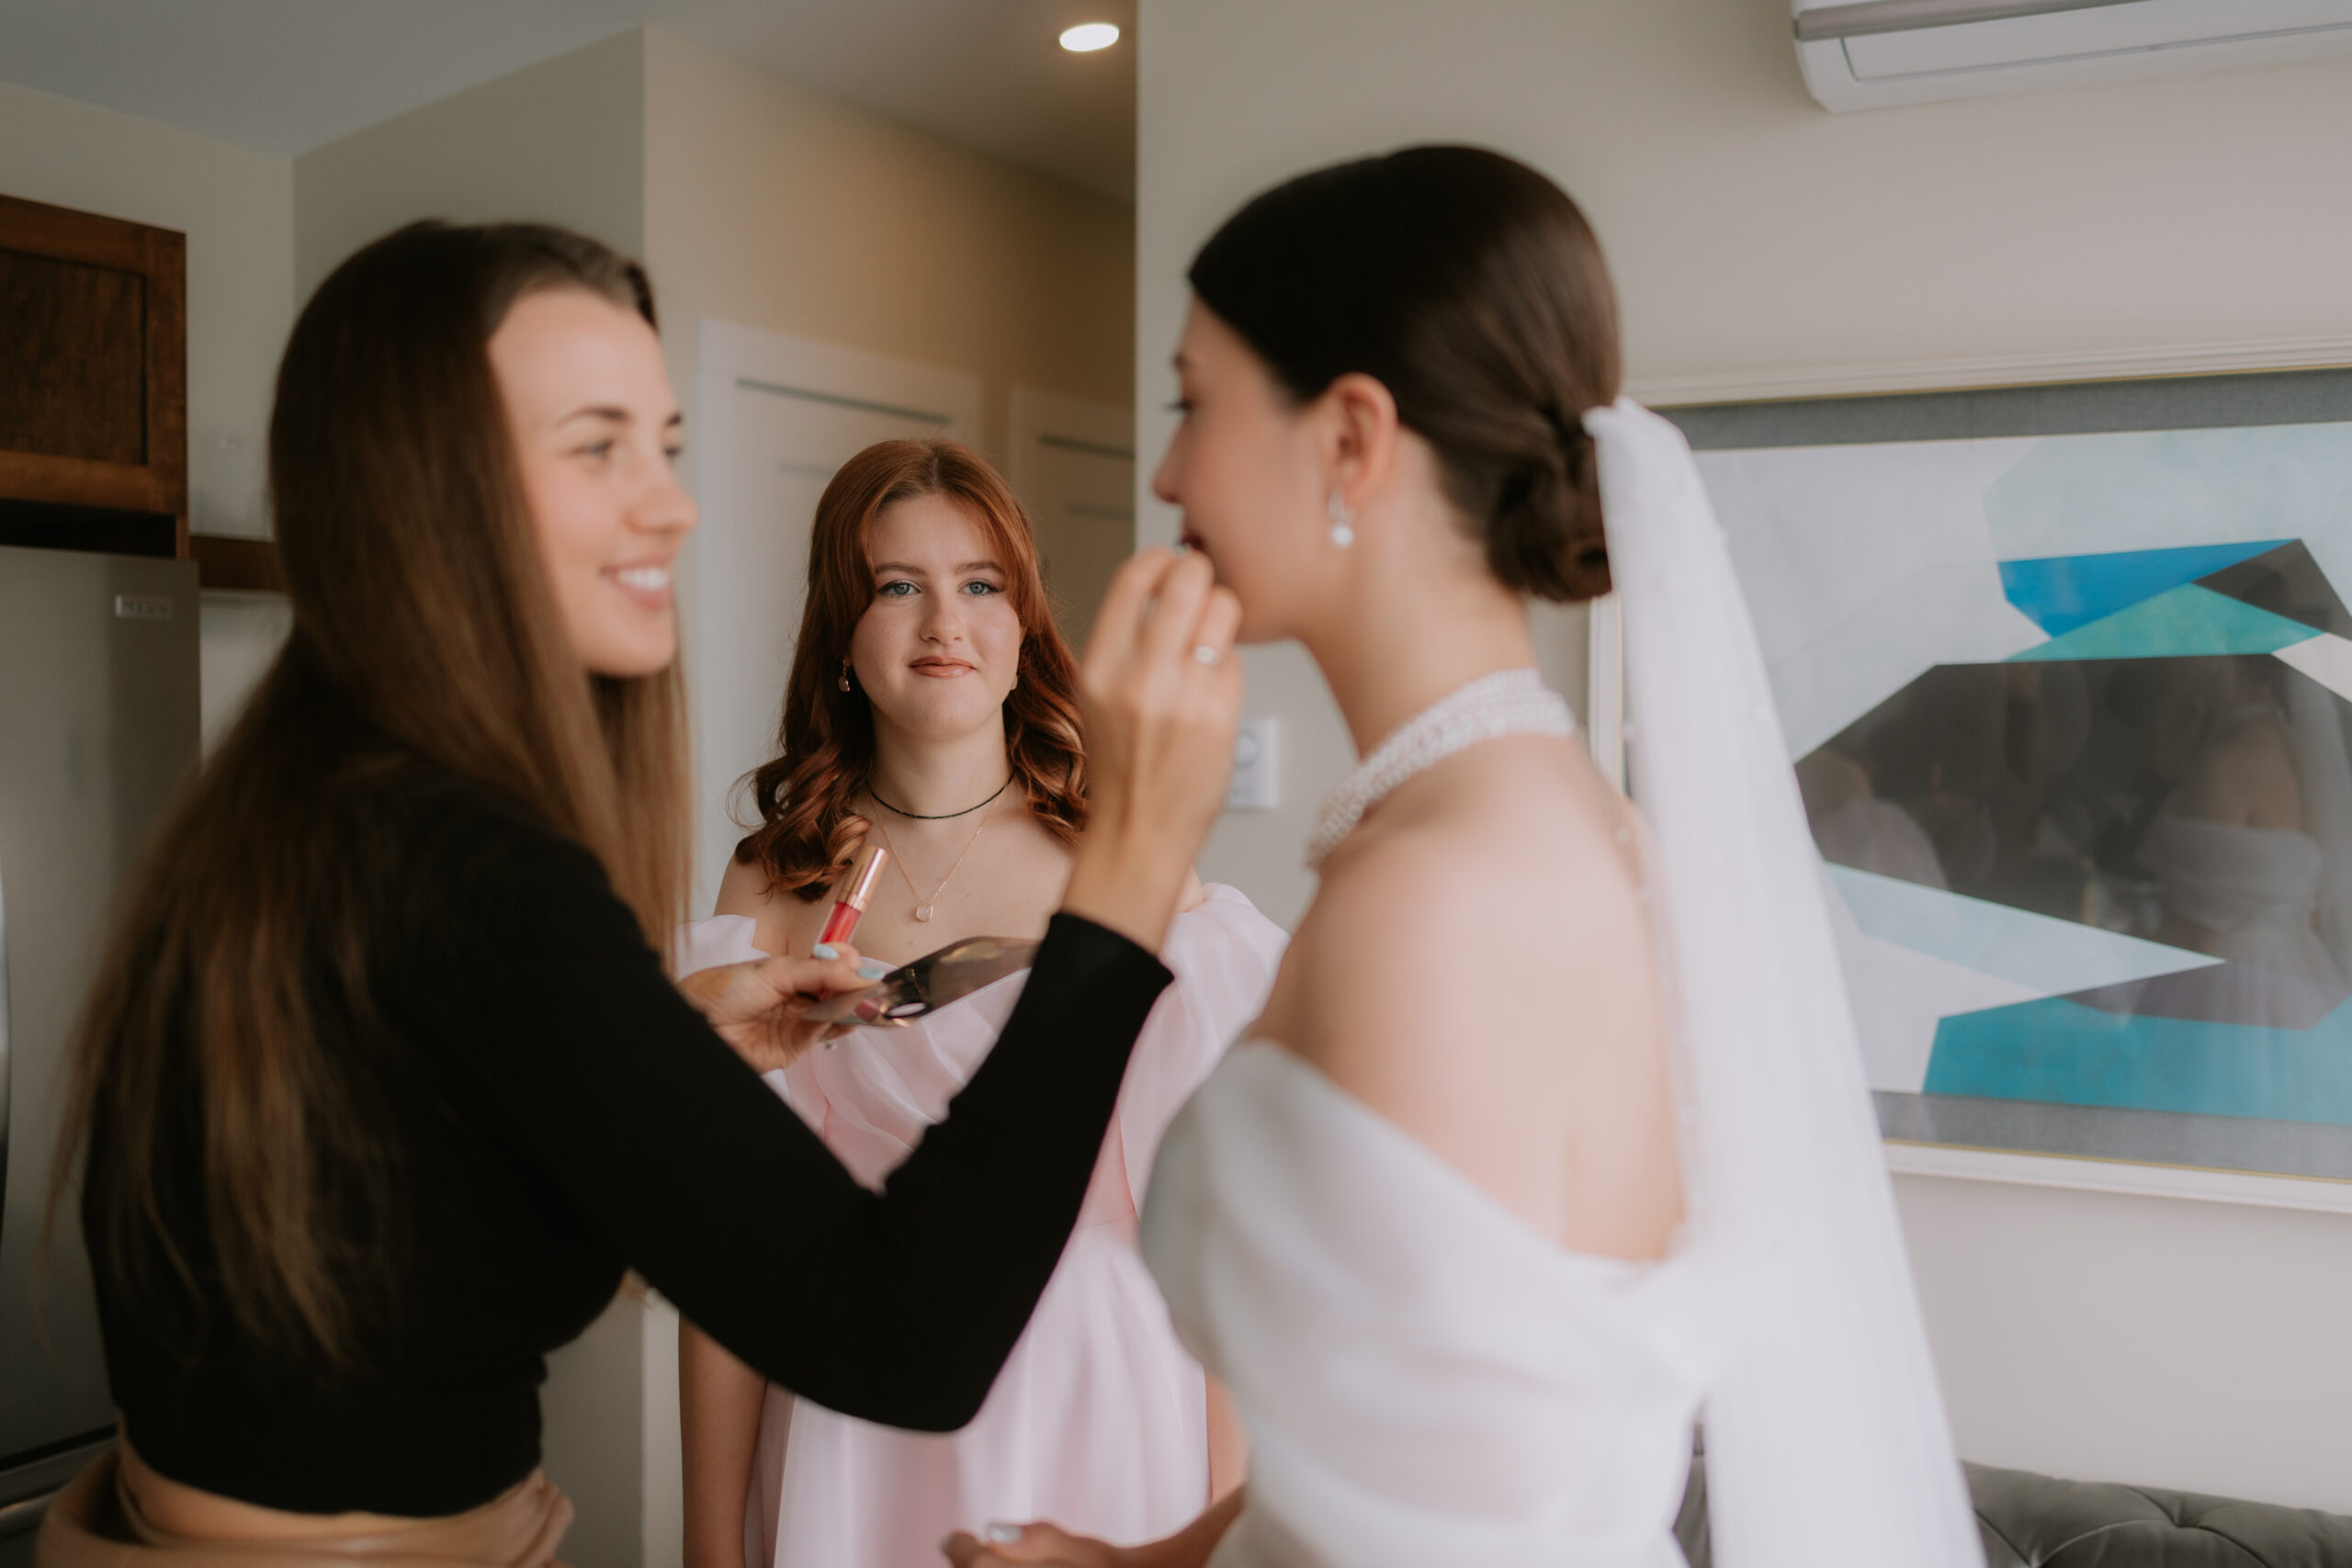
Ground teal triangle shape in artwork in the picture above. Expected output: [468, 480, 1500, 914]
[2008, 582, 2321, 662]
[1999, 540, 2290, 637]
[1925, 992, 2352, 1124]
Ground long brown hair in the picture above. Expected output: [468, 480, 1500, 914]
[737, 438, 1086, 898]
[51, 221, 692, 1362]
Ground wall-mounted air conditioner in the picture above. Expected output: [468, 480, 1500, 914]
[1795, 0, 2352, 110]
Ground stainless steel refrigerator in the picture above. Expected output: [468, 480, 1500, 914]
[0, 544, 199, 1553]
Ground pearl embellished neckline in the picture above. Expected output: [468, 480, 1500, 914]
[1306, 669, 1578, 868]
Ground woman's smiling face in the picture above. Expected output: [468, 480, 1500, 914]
[489, 287, 695, 677]
[848, 491, 1024, 743]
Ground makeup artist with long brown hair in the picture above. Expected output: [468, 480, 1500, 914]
[39, 220, 1240, 1565]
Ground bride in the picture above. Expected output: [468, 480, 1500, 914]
[947, 146, 1981, 1568]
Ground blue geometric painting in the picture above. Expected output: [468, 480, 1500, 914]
[1699, 418, 2352, 1179]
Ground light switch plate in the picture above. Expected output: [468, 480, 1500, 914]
[1227, 716, 1279, 811]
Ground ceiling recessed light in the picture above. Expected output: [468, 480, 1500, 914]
[1058, 22, 1121, 52]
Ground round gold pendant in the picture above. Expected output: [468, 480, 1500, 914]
[914, 904, 934, 921]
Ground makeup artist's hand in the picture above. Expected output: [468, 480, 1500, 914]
[942, 1523, 1126, 1568]
[676, 948, 871, 1073]
[1061, 549, 1244, 953]
[945, 1495, 1250, 1568]
[944, 1491, 1241, 1568]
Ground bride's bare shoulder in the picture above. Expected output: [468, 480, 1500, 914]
[1272, 739, 1651, 1080]
[1257, 739, 1667, 1240]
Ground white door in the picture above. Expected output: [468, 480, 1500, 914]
[1009, 389, 1136, 652]
[690, 321, 982, 910]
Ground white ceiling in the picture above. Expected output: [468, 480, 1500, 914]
[0, 0, 1137, 200]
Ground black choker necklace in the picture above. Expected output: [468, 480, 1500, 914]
[867, 774, 1013, 821]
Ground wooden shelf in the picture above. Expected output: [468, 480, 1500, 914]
[190, 533, 284, 593]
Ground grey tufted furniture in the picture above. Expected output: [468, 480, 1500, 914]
[1674, 1453, 2352, 1566]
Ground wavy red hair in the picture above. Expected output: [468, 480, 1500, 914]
[737, 438, 1088, 899]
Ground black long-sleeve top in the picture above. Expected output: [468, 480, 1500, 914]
[91, 770, 1172, 1516]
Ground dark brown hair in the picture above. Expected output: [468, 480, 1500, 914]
[52, 221, 692, 1362]
[1189, 143, 1620, 603]
[735, 438, 1087, 898]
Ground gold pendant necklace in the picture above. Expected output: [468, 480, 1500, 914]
[871, 810, 989, 922]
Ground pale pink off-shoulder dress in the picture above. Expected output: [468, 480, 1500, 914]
[676, 886, 1285, 1568]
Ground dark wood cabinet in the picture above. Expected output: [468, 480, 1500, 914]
[0, 192, 188, 555]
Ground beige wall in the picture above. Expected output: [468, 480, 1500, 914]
[1140, 0, 2352, 411]
[1141, 0, 2352, 1511]
[0, 80, 292, 540]
[293, 29, 646, 300]
[642, 28, 1133, 468]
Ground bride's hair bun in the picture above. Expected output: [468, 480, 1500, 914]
[1493, 404, 1610, 604]
[1189, 144, 1620, 604]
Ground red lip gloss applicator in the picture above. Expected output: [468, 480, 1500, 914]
[818, 843, 889, 952]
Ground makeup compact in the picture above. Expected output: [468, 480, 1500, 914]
[803, 936, 1039, 1030]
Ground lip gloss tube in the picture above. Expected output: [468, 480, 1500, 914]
[817, 843, 889, 952]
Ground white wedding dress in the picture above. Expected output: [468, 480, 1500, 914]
[1122, 401, 1981, 1568]
[1142, 1045, 1726, 1568]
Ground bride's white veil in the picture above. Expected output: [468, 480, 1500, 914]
[1585, 399, 1982, 1568]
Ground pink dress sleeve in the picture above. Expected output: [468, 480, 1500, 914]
[672, 913, 768, 976]
[1116, 885, 1289, 1211]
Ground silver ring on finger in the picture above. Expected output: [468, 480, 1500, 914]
[1192, 644, 1223, 666]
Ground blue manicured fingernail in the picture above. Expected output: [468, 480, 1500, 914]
[856, 957, 894, 979]
[812, 942, 841, 960]
[986, 1522, 1023, 1542]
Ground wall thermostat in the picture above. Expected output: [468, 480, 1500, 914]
[1227, 717, 1278, 812]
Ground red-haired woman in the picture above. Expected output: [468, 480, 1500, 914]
[677, 440, 1281, 1568]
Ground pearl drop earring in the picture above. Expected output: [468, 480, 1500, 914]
[1327, 491, 1356, 549]
[839, 660, 854, 694]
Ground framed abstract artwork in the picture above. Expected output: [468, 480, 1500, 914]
[1654, 368, 2352, 1205]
